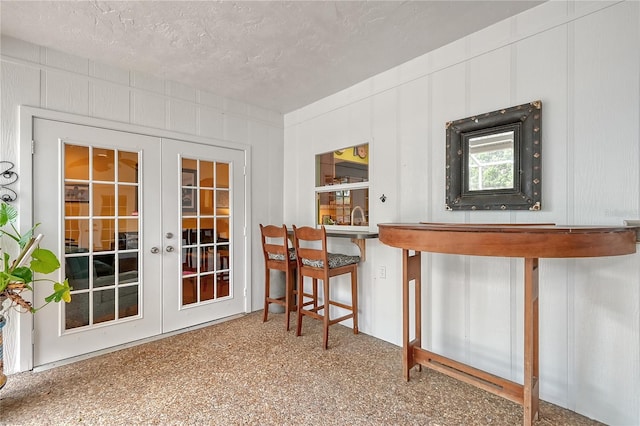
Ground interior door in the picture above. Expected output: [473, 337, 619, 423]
[161, 139, 246, 332]
[32, 119, 248, 367]
[32, 118, 163, 366]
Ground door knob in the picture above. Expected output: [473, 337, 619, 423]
[166, 246, 175, 252]
[150, 247, 160, 254]
[165, 232, 174, 239]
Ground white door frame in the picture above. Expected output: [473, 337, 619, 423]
[15, 105, 252, 372]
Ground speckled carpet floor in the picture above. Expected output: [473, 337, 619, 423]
[1, 311, 601, 425]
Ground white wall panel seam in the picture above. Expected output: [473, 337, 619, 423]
[636, 2, 640, 423]
[565, 11, 577, 411]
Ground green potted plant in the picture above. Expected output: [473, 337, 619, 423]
[0, 201, 71, 389]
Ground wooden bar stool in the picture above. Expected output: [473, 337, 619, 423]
[293, 225, 360, 349]
[260, 224, 297, 331]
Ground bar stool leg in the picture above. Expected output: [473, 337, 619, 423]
[351, 268, 359, 334]
[263, 267, 271, 323]
[284, 269, 291, 331]
[323, 277, 330, 349]
[296, 273, 304, 337]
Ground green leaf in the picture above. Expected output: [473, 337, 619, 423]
[18, 227, 35, 249]
[0, 202, 18, 227]
[44, 279, 72, 303]
[30, 248, 61, 274]
[10, 266, 33, 284]
[0, 270, 23, 292]
[0, 270, 27, 284]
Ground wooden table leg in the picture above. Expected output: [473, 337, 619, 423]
[523, 257, 540, 425]
[402, 249, 422, 381]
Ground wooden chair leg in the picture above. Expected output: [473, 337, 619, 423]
[263, 268, 270, 323]
[351, 268, 359, 334]
[312, 278, 318, 310]
[323, 278, 330, 349]
[284, 269, 291, 331]
[296, 274, 304, 337]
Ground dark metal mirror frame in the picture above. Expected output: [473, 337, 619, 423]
[445, 100, 542, 211]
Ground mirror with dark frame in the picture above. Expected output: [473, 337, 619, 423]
[446, 100, 542, 210]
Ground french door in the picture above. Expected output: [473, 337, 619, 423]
[161, 139, 245, 332]
[32, 118, 246, 367]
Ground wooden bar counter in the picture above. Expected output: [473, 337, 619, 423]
[377, 223, 638, 425]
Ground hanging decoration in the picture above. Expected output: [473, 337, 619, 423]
[0, 161, 18, 202]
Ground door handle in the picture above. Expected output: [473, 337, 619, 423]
[150, 247, 160, 254]
[166, 246, 175, 252]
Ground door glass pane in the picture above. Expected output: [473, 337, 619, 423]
[65, 219, 90, 252]
[217, 271, 230, 298]
[64, 185, 90, 216]
[118, 219, 138, 248]
[182, 187, 197, 215]
[182, 247, 196, 275]
[200, 217, 214, 238]
[201, 247, 215, 273]
[94, 254, 116, 288]
[93, 218, 115, 252]
[118, 151, 138, 183]
[216, 190, 229, 215]
[93, 183, 115, 216]
[65, 144, 89, 180]
[216, 217, 229, 241]
[182, 158, 197, 174]
[64, 144, 141, 330]
[180, 158, 232, 305]
[65, 255, 89, 290]
[118, 185, 138, 216]
[119, 285, 139, 318]
[201, 274, 214, 301]
[94, 289, 115, 324]
[216, 163, 229, 189]
[93, 148, 115, 182]
[200, 161, 214, 187]
[65, 292, 89, 329]
[182, 277, 197, 305]
[118, 253, 139, 284]
[200, 189, 214, 215]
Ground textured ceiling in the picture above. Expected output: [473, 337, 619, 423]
[0, 1, 543, 113]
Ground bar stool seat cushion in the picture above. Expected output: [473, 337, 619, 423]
[268, 248, 297, 261]
[302, 253, 360, 269]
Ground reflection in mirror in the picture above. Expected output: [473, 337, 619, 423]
[467, 130, 514, 191]
[446, 101, 541, 211]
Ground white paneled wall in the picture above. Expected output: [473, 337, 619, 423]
[284, 1, 640, 424]
[0, 36, 284, 373]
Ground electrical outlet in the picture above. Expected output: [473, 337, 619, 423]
[378, 266, 386, 279]
[624, 220, 640, 242]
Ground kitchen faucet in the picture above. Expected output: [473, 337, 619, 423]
[351, 205, 366, 226]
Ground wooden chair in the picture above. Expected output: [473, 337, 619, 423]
[293, 225, 360, 349]
[260, 224, 297, 330]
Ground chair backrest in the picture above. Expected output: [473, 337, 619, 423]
[292, 225, 328, 271]
[260, 224, 294, 266]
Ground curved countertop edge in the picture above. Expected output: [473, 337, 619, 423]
[377, 223, 638, 258]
